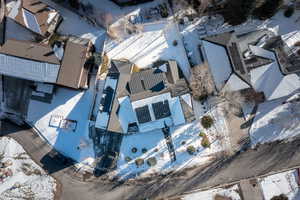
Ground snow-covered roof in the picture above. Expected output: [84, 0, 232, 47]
[249, 45, 300, 100]
[169, 97, 185, 126]
[224, 74, 250, 92]
[260, 170, 300, 200]
[250, 93, 300, 146]
[22, 8, 41, 34]
[117, 96, 137, 132]
[201, 40, 232, 91]
[105, 22, 191, 79]
[0, 53, 60, 83]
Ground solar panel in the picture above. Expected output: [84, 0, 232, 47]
[152, 100, 171, 120]
[135, 105, 152, 124]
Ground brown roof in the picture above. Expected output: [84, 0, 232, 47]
[57, 41, 88, 89]
[7, 0, 60, 36]
[0, 39, 60, 64]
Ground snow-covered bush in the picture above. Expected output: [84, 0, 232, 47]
[201, 116, 214, 129]
[125, 156, 132, 162]
[142, 148, 148, 153]
[146, 157, 157, 167]
[131, 147, 138, 153]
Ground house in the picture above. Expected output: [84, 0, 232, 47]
[199, 31, 300, 101]
[95, 60, 195, 134]
[5, 0, 62, 37]
[0, 39, 94, 89]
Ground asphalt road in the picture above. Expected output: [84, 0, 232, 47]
[3, 121, 300, 200]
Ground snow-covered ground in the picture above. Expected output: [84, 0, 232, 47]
[110, 106, 227, 179]
[26, 78, 96, 168]
[105, 21, 191, 79]
[250, 93, 300, 146]
[0, 137, 56, 200]
[183, 184, 241, 200]
[259, 169, 300, 200]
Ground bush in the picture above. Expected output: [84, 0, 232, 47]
[271, 194, 288, 200]
[135, 158, 144, 167]
[201, 135, 211, 148]
[146, 157, 157, 167]
[125, 156, 132, 162]
[142, 148, 147, 153]
[284, 6, 295, 18]
[173, 40, 178, 46]
[201, 116, 214, 129]
[253, 0, 283, 20]
[222, 0, 256, 25]
[187, 145, 196, 155]
[199, 132, 205, 137]
[131, 147, 137, 153]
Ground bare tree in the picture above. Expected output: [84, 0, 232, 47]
[218, 89, 245, 117]
[189, 62, 215, 101]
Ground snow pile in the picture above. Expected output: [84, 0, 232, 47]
[0, 137, 56, 200]
[111, 107, 227, 179]
[183, 184, 241, 200]
[259, 170, 300, 200]
[250, 93, 300, 146]
[26, 79, 96, 167]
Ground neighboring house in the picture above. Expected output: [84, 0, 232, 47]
[111, 0, 154, 7]
[0, 39, 94, 89]
[95, 60, 195, 134]
[5, 0, 62, 37]
[200, 31, 300, 101]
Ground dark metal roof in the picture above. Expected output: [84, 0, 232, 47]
[0, 17, 5, 46]
[244, 56, 274, 71]
[203, 32, 251, 86]
[135, 105, 151, 124]
[152, 100, 171, 120]
[128, 68, 166, 94]
[229, 42, 246, 74]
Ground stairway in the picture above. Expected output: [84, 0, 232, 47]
[162, 123, 176, 162]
